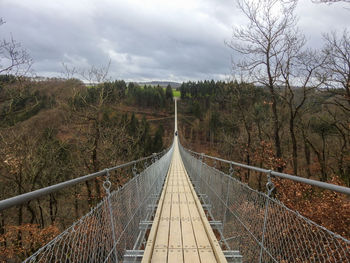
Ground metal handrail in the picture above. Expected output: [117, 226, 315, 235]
[185, 148, 350, 195]
[0, 149, 169, 211]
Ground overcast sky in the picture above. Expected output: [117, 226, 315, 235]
[0, 0, 349, 82]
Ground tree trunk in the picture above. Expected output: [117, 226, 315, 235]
[0, 214, 5, 248]
[266, 54, 282, 172]
[290, 113, 298, 176]
[49, 194, 57, 224]
[17, 171, 23, 245]
[26, 202, 37, 224]
[271, 94, 282, 171]
[37, 200, 45, 228]
[321, 133, 327, 182]
[17, 205, 23, 246]
[336, 132, 348, 186]
[303, 137, 312, 178]
[307, 137, 327, 182]
[92, 123, 101, 199]
[74, 187, 79, 219]
[245, 126, 251, 182]
[85, 181, 93, 207]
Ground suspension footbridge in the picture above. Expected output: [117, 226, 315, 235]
[0, 100, 349, 262]
[141, 136, 227, 263]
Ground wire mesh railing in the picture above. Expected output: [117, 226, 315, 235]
[21, 143, 174, 263]
[179, 143, 350, 263]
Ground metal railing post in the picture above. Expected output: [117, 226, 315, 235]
[222, 179, 231, 233]
[103, 168, 118, 263]
[259, 171, 275, 263]
[223, 164, 234, 232]
[197, 153, 204, 192]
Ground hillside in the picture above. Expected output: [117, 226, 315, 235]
[177, 80, 350, 240]
[0, 77, 349, 261]
[0, 77, 176, 261]
[136, 81, 181, 88]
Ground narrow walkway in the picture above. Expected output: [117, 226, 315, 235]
[142, 100, 227, 263]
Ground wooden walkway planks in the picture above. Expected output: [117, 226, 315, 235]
[141, 137, 227, 263]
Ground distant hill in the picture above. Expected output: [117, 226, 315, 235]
[137, 81, 182, 88]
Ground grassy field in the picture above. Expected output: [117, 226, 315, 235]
[172, 89, 181, 98]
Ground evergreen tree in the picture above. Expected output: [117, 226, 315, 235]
[152, 125, 164, 152]
[166, 84, 173, 101]
[140, 116, 152, 154]
[128, 113, 138, 136]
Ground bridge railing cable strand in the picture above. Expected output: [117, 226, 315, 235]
[179, 143, 350, 263]
[21, 142, 174, 263]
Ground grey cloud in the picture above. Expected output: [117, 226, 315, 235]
[0, 0, 348, 81]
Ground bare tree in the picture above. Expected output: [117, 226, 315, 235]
[0, 18, 33, 76]
[277, 37, 326, 175]
[79, 59, 111, 85]
[65, 59, 115, 204]
[61, 62, 77, 80]
[322, 30, 350, 111]
[320, 30, 350, 183]
[228, 0, 298, 171]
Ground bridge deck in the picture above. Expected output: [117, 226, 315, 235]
[141, 137, 227, 263]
